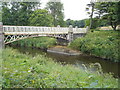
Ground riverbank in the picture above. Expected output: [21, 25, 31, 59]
[69, 30, 120, 62]
[10, 37, 57, 50]
[9, 36, 81, 55]
[2, 48, 118, 88]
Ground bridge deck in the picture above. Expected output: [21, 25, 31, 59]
[2, 25, 88, 44]
[3, 26, 87, 35]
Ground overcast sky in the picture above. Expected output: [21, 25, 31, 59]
[41, 0, 91, 20]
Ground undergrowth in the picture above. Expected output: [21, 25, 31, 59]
[10, 37, 57, 49]
[69, 31, 120, 62]
[2, 48, 118, 88]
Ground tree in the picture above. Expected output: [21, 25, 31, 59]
[29, 9, 53, 26]
[78, 20, 85, 28]
[66, 19, 74, 27]
[0, 2, 1, 22]
[85, 19, 90, 27]
[18, 2, 41, 26]
[91, 2, 120, 30]
[2, 2, 41, 26]
[86, 2, 95, 29]
[2, 3, 12, 25]
[46, 1, 65, 27]
[10, 2, 21, 25]
[66, 19, 85, 28]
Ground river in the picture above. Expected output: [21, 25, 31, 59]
[11, 46, 119, 78]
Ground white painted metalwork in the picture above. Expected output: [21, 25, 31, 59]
[3, 25, 88, 44]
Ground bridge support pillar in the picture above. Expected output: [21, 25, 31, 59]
[0, 22, 4, 49]
[86, 26, 90, 33]
[68, 25, 73, 43]
[0, 22, 4, 78]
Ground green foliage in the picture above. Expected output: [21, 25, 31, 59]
[95, 2, 120, 30]
[2, 2, 66, 27]
[10, 37, 57, 49]
[2, 3, 12, 25]
[86, 2, 120, 30]
[2, 48, 118, 88]
[85, 19, 90, 28]
[66, 19, 85, 28]
[87, 17, 100, 29]
[69, 31, 120, 62]
[0, 2, 2, 22]
[2, 2, 40, 26]
[66, 19, 74, 26]
[46, 1, 65, 27]
[29, 9, 54, 26]
[101, 2, 119, 30]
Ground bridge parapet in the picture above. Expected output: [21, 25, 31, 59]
[3, 25, 87, 35]
[3, 25, 88, 44]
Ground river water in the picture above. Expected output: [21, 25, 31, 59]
[11, 46, 119, 78]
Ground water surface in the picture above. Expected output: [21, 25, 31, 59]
[12, 46, 119, 78]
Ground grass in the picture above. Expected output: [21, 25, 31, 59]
[69, 30, 120, 62]
[10, 37, 57, 49]
[2, 48, 118, 88]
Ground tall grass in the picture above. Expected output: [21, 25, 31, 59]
[2, 48, 118, 88]
[10, 37, 57, 49]
[69, 31, 120, 62]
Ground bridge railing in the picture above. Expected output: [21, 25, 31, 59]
[3, 25, 87, 35]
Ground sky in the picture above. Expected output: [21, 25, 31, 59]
[40, 0, 91, 20]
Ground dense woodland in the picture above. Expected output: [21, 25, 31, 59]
[2, 1, 120, 30]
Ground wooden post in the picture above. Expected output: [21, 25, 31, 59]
[68, 25, 73, 43]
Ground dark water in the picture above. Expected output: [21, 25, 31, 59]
[12, 46, 119, 78]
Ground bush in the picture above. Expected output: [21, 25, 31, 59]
[10, 37, 57, 49]
[69, 31, 120, 62]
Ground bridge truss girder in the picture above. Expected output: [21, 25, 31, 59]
[4, 34, 69, 44]
[4, 34, 30, 44]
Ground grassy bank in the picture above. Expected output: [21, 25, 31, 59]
[10, 37, 57, 49]
[2, 48, 118, 88]
[69, 31, 120, 62]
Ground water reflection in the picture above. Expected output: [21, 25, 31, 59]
[11, 46, 119, 78]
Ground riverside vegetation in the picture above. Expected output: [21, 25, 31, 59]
[3, 32, 119, 88]
[69, 30, 120, 62]
[2, 48, 118, 88]
[10, 37, 57, 49]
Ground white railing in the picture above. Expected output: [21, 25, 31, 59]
[3, 25, 87, 35]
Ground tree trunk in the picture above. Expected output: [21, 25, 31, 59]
[111, 22, 117, 31]
[90, 3, 95, 29]
[113, 26, 116, 31]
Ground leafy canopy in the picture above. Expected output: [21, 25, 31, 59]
[29, 9, 54, 26]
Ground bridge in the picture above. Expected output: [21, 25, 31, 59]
[0, 24, 89, 48]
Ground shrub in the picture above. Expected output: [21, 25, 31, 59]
[10, 37, 57, 49]
[69, 31, 120, 62]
